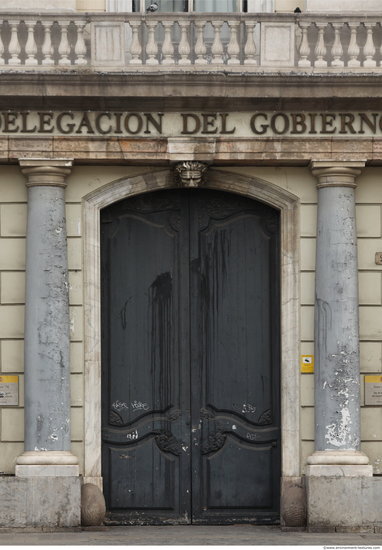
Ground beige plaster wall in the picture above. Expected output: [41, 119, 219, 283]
[77, 0, 105, 11]
[0, 164, 381, 477]
[274, 0, 305, 12]
[0, 0, 76, 9]
[306, 0, 381, 11]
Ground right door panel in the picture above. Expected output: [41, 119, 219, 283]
[189, 190, 281, 524]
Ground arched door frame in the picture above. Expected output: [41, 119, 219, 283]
[82, 168, 300, 489]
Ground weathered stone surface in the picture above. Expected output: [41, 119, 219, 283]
[335, 526, 375, 533]
[81, 483, 106, 527]
[281, 477, 306, 528]
[307, 477, 382, 531]
[0, 476, 81, 527]
[0, 135, 381, 163]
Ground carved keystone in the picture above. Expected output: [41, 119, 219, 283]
[175, 161, 208, 188]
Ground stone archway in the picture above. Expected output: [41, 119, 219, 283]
[82, 168, 300, 512]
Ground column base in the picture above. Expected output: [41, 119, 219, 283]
[306, 450, 373, 477]
[0, 476, 80, 527]
[16, 451, 79, 477]
[306, 464, 373, 477]
[306, 450, 375, 531]
[306, 476, 382, 532]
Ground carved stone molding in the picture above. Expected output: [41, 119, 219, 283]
[175, 161, 208, 188]
[19, 158, 73, 188]
[310, 160, 366, 188]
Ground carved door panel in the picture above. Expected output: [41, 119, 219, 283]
[101, 188, 280, 525]
[101, 191, 191, 525]
[189, 192, 281, 524]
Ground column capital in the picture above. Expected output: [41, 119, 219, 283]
[310, 160, 366, 188]
[19, 158, 73, 188]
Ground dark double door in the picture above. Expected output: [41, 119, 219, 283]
[101, 188, 280, 525]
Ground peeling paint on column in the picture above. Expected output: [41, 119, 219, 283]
[312, 163, 363, 454]
[21, 163, 73, 453]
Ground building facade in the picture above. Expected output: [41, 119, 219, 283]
[0, 0, 381, 531]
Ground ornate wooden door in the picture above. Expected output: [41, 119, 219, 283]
[101, 188, 280, 525]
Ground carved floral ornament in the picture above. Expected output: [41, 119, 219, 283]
[175, 161, 208, 188]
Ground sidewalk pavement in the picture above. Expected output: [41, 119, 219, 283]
[0, 525, 382, 546]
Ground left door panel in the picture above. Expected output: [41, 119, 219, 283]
[101, 191, 191, 524]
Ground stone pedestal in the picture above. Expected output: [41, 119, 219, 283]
[306, 161, 372, 530]
[0, 477, 80, 528]
[306, 476, 382, 532]
[14, 160, 79, 523]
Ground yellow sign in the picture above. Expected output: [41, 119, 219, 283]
[0, 376, 18, 384]
[301, 355, 314, 373]
[365, 375, 382, 384]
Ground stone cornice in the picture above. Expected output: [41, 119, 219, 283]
[1, 72, 382, 102]
[0, 138, 378, 166]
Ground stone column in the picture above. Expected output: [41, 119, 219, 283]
[16, 159, 78, 476]
[307, 160, 371, 476]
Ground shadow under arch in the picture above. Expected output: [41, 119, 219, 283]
[82, 168, 300, 493]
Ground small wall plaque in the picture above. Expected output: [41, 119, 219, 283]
[0, 375, 19, 406]
[301, 355, 314, 373]
[365, 375, 382, 406]
[375, 252, 382, 265]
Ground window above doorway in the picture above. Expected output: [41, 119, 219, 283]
[133, 0, 248, 11]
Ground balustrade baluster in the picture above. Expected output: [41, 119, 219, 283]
[347, 22, 360, 67]
[178, 21, 191, 65]
[194, 21, 207, 64]
[25, 20, 38, 66]
[42, 21, 54, 66]
[8, 20, 21, 66]
[0, 21, 4, 66]
[314, 22, 327, 67]
[211, 20, 224, 64]
[74, 20, 87, 65]
[161, 21, 174, 65]
[298, 21, 312, 67]
[58, 20, 71, 65]
[363, 22, 376, 67]
[244, 21, 257, 65]
[129, 20, 142, 65]
[379, 22, 382, 67]
[145, 20, 159, 65]
[331, 22, 344, 67]
[227, 21, 240, 65]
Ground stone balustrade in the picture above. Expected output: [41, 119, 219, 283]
[298, 17, 382, 68]
[0, 12, 381, 71]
